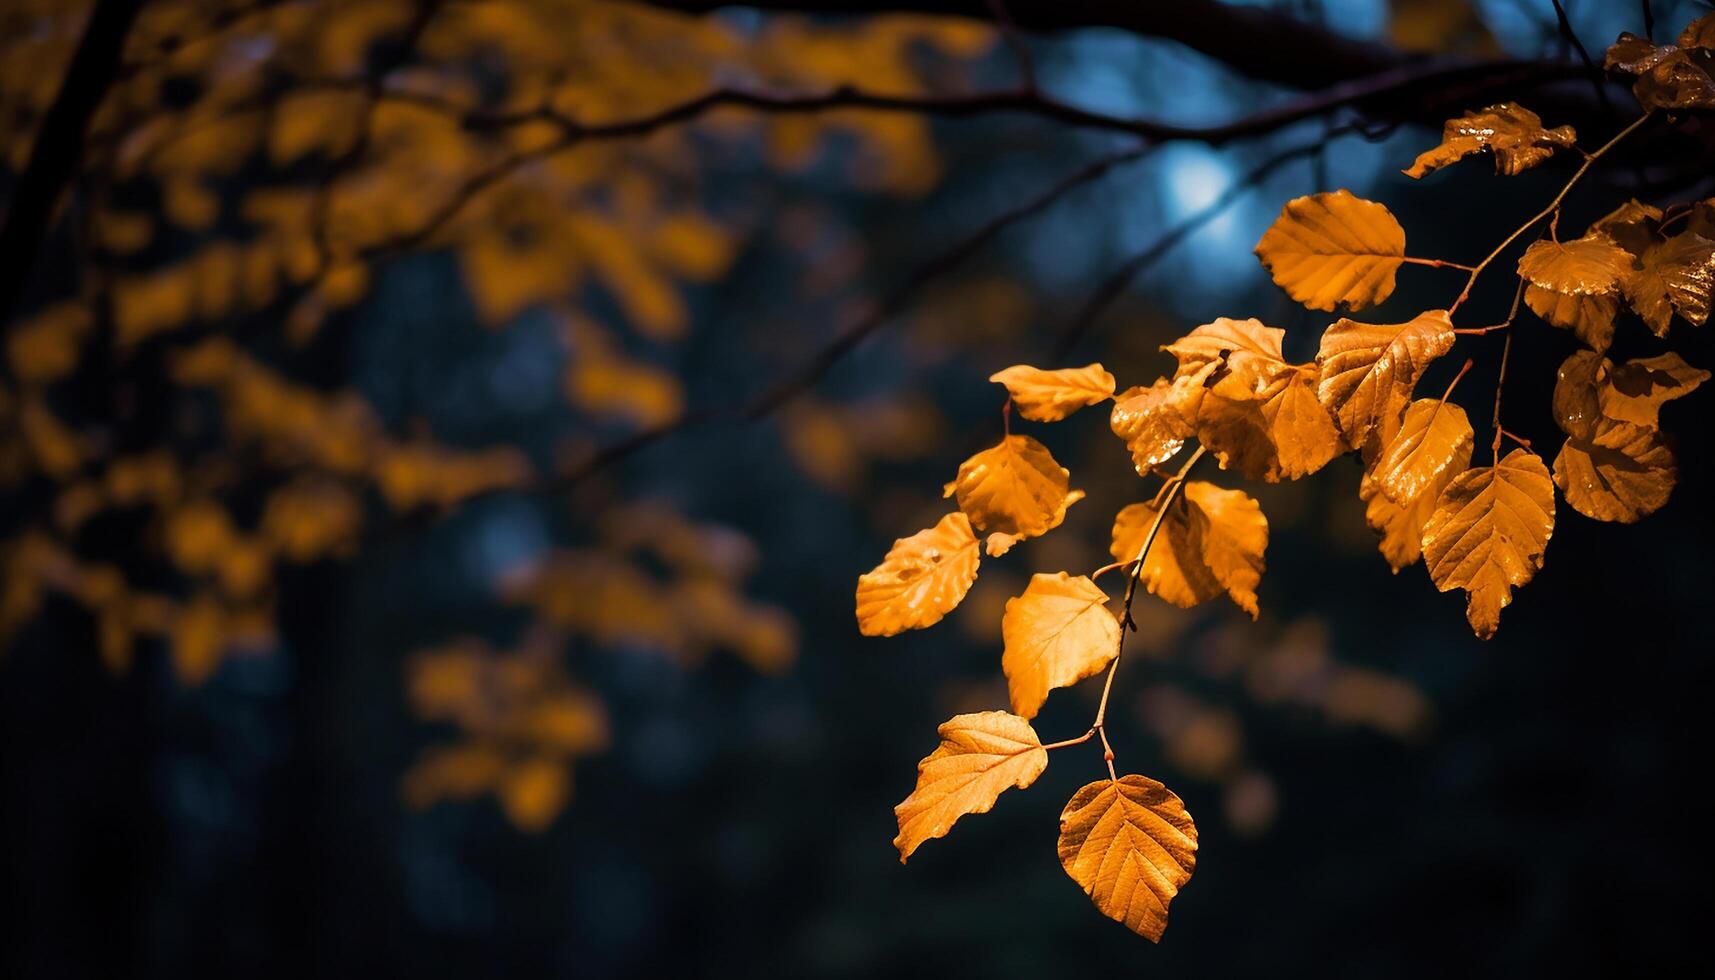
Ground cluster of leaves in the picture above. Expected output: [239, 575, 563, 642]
[857, 12, 1715, 942]
[0, 0, 992, 830]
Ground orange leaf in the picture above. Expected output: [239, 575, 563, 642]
[894, 711, 1048, 862]
[1315, 310, 1455, 450]
[855, 512, 981, 637]
[1518, 235, 1636, 296]
[1001, 572, 1120, 719]
[1421, 449, 1555, 639]
[1371, 398, 1475, 505]
[1110, 482, 1268, 617]
[1058, 775, 1198, 942]
[1525, 283, 1619, 352]
[1255, 190, 1406, 312]
[945, 434, 1071, 538]
[1554, 421, 1678, 523]
[989, 363, 1116, 421]
[1403, 102, 1576, 179]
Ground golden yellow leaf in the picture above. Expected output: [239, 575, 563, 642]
[1315, 310, 1455, 449]
[1524, 283, 1619, 352]
[1602, 352, 1710, 426]
[946, 434, 1070, 538]
[1001, 572, 1120, 719]
[1622, 231, 1715, 335]
[1255, 190, 1406, 312]
[1553, 421, 1677, 523]
[1111, 482, 1268, 617]
[984, 489, 1084, 558]
[893, 711, 1048, 862]
[1421, 449, 1555, 639]
[1360, 467, 1452, 572]
[1372, 398, 1474, 504]
[989, 363, 1116, 421]
[1058, 775, 1198, 942]
[1110, 373, 1206, 475]
[1403, 102, 1576, 179]
[1163, 317, 1286, 385]
[855, 512, 980, 637]
[1517, 235, 1636, 296]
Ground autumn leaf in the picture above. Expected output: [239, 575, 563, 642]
[1517, 235, 1636, 296]
[1360, 467, 1453, 573]
[1554, 421, 1678, 523]
[1001, 572, 1120, 719]
[1255, 190, 1407, 312]
[1525, 283, 1620, 352]
[1421, 449, 1555, 639]
[1621, 231, 1715, 335]
[894, 711, 1048, 862]
[990, 363, 1116, 421]
[985, 489, 1085, 558]
[1552, 351, 1709, 438]
[855, 512, 980, 637]
[1403, 102, 1576, 179]
[1111, 482, 1268, 618]
[1604, 23, 1715, 111]
[1602, 353, 1711, 426]
[1110, 377, 1202, 474]
[1058, 775, 1198, 942]
[1164, 319, 1341, 481]
[1372, 398, 1475, 505]
[946, 435, 1071, 538]
[1315, 310, 1456, 450]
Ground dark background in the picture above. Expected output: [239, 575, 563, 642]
[4, 0, 1715, 977]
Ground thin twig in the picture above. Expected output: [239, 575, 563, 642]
[1449, 112, 1654, 315]
[1490, 331, 1514, 465]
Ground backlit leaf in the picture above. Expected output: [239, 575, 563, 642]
[1360, 467, 1454, 573]
[894, 711, 1048, 862]
[1517, 235, 1636, 296]
[856, 512, 980, 637]
[1403, 102, 1576, 178]
[1110, 377, 1202, 474]
[1110, 482, 1268, 618]
[1316, 310, 1456, 449]
[1421, 449, 1555, 639]
[990, 363, 1116, 421]
[1163, 317, 1287, 385]
[946, 435, 1071, 538]
[1554, 421, 1678, 523]
[1058, 775, 1198, 942]
[1255, 190, 1407, 312]
[1525, 283, 1619, 352]
[985, 489, 1084, 558]
[1622, 231, 1715, 335]
[1603, 28, 1715, 110]
[1373, 398, 1475, 504]
[1001, 572, 1120, 719]
[1602, 352, 1710, 426]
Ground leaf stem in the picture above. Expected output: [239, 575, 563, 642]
[1448, 111, 1653, 315]
[1490, 330, 1514, 465]
[1042, 729, 1096, 751]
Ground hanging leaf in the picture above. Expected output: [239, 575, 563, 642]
[989, 363, 1117, 421]
[1058, 775, 1198, 942]
[984, 489, 1085, 558]
[1517, 235, 1637, 296]
[1001, 572, 1120, 719]
[1421, 449, 1555, 639]
[1110, 482, 1268, 618]
[1554, 421, 1678, 523]
[894, 711, 1048, 862]
[1255, 190, 1407, 312]
[1621, 231, 1715, 335]
[855, 512, 980, 637]
[1109, 373, 1205, 475]
[1525, 283, 1620, 352]
[1360, 465, 1456, 573]
[1603, 24, 1715, 111]
[1165, 319, 1341, 481]
[1403, 103, 1576, 179]
[946, 435, 1070, 538]
[1316, 310, 1456, 450]
[1551, 350, 1607, 439]
[1372, 398, 1475, 505]
[1553, 351, 1709, 438]
[1602, 352, 1711, 426]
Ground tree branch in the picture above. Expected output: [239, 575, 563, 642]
[0, 0, 142, 329]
